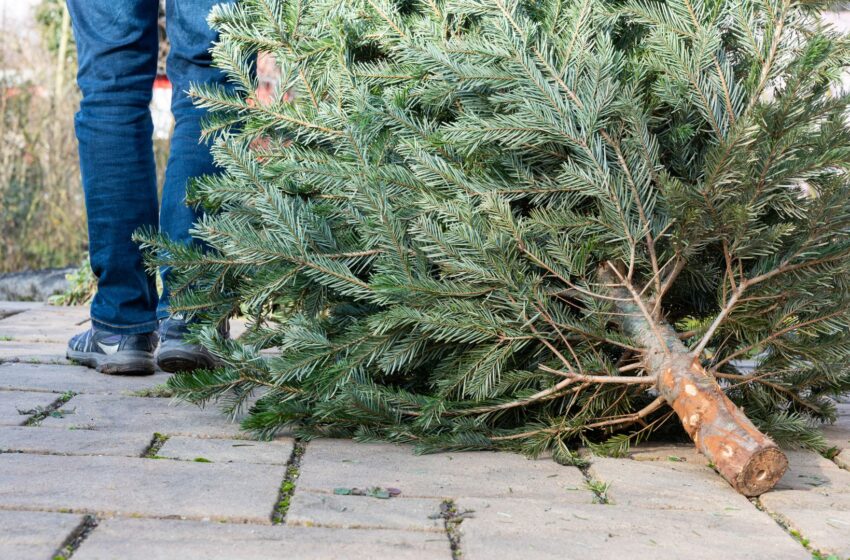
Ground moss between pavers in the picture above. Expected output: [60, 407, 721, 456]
[142, 433, 170, 458]
[753, 498, 837, 560]
[52, 514, 98, 560]
[272, 440, 306, 524]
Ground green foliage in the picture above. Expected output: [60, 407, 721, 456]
[49, 258, 97, 306]
[143, 0, 850, 457]
[35, 0, 76, 68]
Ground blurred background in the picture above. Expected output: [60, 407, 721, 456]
[0, 0, 173, 274]
[0, 0, 277, 301]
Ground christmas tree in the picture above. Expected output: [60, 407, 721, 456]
[140, 0, 850, 496]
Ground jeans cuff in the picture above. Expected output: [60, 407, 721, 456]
[91, 317, 159, 335]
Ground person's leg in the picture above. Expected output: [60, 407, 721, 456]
[65, 0, 160, 374]
[155, 0, 233, 372]
[157, 0, 231, 320]
[68, 0, 161, 334]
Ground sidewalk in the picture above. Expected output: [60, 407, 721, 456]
[0, 302, 847, 559]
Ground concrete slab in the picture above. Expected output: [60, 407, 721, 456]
[821, 424, 850, 449]
[0, 301, 45, 317]
[297, 439, 593, 501]
[157, 436, 293, 465]
[0, 390, 61, 426]
[74, 518, 449, 560]
[0, 341, 69, 364]
[0, 363, 171, 395]
[0, 305, 90, 343]
[0, 510, 83, 560]
[761, 489, 850, 558]
[0, 426, 151, 457]
[775, 451, 850, 494]
[627, 443, 709, 466]
[39, 394, 242, 438]
[587, 457, 752, 511]
[0, 454, 284, 523]
[460, 497, 809, 560]
[287, 491, 444, 532]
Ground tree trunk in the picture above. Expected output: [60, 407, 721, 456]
[603, 269, 788, 496]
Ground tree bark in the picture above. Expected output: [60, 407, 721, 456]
[603, 270, 788, 496]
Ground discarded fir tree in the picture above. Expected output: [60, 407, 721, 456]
[141, 0, 850, 495]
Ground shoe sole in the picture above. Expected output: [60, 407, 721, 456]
[66, 349, 156, 376]
[155, 341, 218, 373]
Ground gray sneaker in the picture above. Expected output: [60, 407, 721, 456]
[155, 315, 222, 373]
[67, 327, 156, 375]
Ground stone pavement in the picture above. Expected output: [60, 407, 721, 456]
[0, 302, 848, 559]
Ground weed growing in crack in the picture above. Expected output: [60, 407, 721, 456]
[432, 499, 473, 560]
[585, 478, 612, 504]
[272, 440, 306, 524]
[23, 391, 76, 426]
[752, 498, 835, 559]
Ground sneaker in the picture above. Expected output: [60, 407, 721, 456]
[155, 315, 222, 373]
[67, 327, 156, 375]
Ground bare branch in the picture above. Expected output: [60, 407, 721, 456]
[539, 364, 657, 385]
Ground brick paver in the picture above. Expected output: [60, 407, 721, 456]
[0, 302, 847, 558]
[0, 305, 90, 343]
[760, 490, 850, 558]
[0, 341, 69, 364]
[0, 453, 284, 522]
[0, 426, 151, 457]
[0, 510, 83, 559]
[40, 393, 243, 438]
[296, 438, 592, 500]
[587, 456, 754, 511]
[0, 390, 61, 426]
[0, 362, 171, 394]
[157, 435, 295, 464]
[459, 498, 809, 560]
[287, 492, 445, 532]
[74, 519, 450, 560]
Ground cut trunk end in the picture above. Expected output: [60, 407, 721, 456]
[734, 447, 788, 496]
[603, 266, 788, 496]
[657, 355, 788, 496]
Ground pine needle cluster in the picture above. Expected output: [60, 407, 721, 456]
[139, 0, 850, 459]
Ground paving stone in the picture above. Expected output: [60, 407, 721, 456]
[821, 424, 850, 449]
[0, 510, 83, 560]
[297, 439, 593, 501]
[0, 362, 171, 395]
[0, 301, 44, 317]
[157, 435, 293, 464]
[774, 451, 850, 494]
[74, 518, 449, 560]
[0, 426, 151, 457]
[760, 489, 850, 558]
[0, 341, 69, 364]
[0, 305, 90, 343]
[0, 454, 284, 522]
[40, 394, 242, 438]
[587, 457, 752, 511]
[287, 491, 444, 532]
[627, 443, 710, 466]
[460, 497, 809, 560]
[0, 390, 61, 426]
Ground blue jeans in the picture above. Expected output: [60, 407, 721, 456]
[68, 0, 228, 334]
